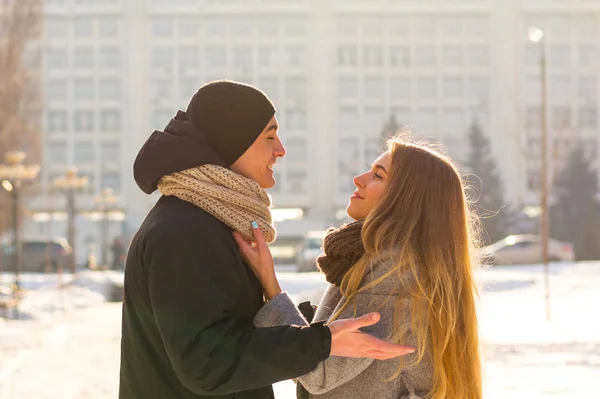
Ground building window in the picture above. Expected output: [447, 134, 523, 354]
[578, 75, 597, 101]
[415, 46, 436, 66]
[364, 77, 384, 99]
[98, 17, 119, 37]
[440, 18, 461, 37]
[415, 107, 437, 133]
[285, 138, 307, 163]
[363, 46, 383, 66]
[99, 78, 120, 102]
[47, 110, 68, 133]
[205, 47, 226, 67]
[101, 141, 120, 164]
[338, 138, 360, 193]
[443, 76, 463, 97]
[552, 106, 571, 129]
[152, 17, 174, 37]
[257, 76, 279, 102]
[551, 75, 571, 97]
[205, 18, 227, 36]
[442, 107, 464, 129]
[99, 47, 120, 69]
[151, 47, 173, 69]
[390, 46, 410, 67]
[468, 75, 489, 99]
[232, 46, 253, 68]
[100, 110, 121, 131]
[45, 49, 68, 69]
[466, 45, 489, 66]
[285, 108, 307, 130]
[285, 169, 307, 194]
[73, 17, 93, 37]
[74, 110, 95, 132]
[74, 141, 95, 164]
[258, 46, 280, 68]
[283, 17, 306, 37]
[231, 17, 253, 37]
[364, 107, 385, 130]
[284, 76, 306, 102]
[578, 46, 597, 67]
[338, 77, 358, 98]
[178, 17, 199, 37]
[102, 172, 121, 193]
[392, 106, 410, 127]
[339, 106, 358, 130]
[525, 44, 541, 67]
[286, 46, 305, 67]
[442, 46, 462, 66]
[73, 48, 95, 69]
[257, 17, 278, 37]
[74, 79, 95, 102]
[390, 77, 410, 99]
[337, 46, 358, 66]
[45, 18, 68, 38]
[47, 141, 68, 164]
[153, 109, 173, 129]
[364, 139, 382, 165]
[337, 17, 358, 37]
[417, 77, 437, 98]
[525, 106, 541, 128]
[550, 45, 570, 67]
[527, 167, 540, 191]
[45, 80, 68, 102]
[579, 107, 597, 128]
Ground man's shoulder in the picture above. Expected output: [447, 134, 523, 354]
[145, 196, 233, 241]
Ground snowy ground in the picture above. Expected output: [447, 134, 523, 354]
[0, 262, 599, 398]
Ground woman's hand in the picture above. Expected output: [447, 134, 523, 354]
[233, 221, 282, 300]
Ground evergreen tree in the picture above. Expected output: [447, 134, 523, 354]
[550, 145, 600, 260]
[464, 120, 509, 244]
[380, 114, 401, 148]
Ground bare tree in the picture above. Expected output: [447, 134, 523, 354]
[0, 0, 43, 235]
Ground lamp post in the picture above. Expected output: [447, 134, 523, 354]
[0, 151, 40, 295]
[529, 26, 551, 321]
[95, 187, 119, 268]
[53, 168, 89, 274]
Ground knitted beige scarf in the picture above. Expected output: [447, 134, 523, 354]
[157, 165, 276, 243]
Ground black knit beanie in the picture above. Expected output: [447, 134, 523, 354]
[185, 80, 277, 166]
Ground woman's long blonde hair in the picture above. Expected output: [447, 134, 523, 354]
[332, 134, 482, 399]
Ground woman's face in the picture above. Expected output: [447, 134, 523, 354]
[346, 151, 392, 221]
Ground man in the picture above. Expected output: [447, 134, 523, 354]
[119, 80, 412, 399]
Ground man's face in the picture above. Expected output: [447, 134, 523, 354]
[230, 115, 286, 189]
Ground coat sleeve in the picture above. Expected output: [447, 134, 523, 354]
[296, 289, 411, 395]
[145, 224, 331, 396]
[253, 292, 310, 328]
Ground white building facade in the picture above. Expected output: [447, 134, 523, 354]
[26, 0, 600, 262]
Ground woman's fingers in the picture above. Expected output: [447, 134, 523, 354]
[250, 221, 267, 249]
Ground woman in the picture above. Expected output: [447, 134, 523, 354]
[234, 134, 483, 399]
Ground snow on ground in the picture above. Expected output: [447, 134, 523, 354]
[0, 262, 599, 398]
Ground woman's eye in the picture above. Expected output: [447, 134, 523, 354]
[374, 172, 382, 179]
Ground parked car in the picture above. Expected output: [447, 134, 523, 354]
[0, 237, 73, 273]
[480, 234, 575, 265]
[296, 230, 327, 272]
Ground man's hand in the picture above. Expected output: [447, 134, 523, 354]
[328, 312, 414, 360]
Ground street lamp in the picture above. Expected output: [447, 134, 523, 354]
[94, 187, 119, 268]
[52, 167, 89, 274]
[0, 151, 40, 295]
[529, 26, 551, 321]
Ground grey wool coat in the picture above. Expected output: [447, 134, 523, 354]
[253, 260, 433, 399]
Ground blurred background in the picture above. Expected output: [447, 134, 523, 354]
[1, 0, 599, 270]
[0, 1, 599, 398]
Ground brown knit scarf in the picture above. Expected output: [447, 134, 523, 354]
[157, 165, 276, 243]
[316, 220, 365, 286]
